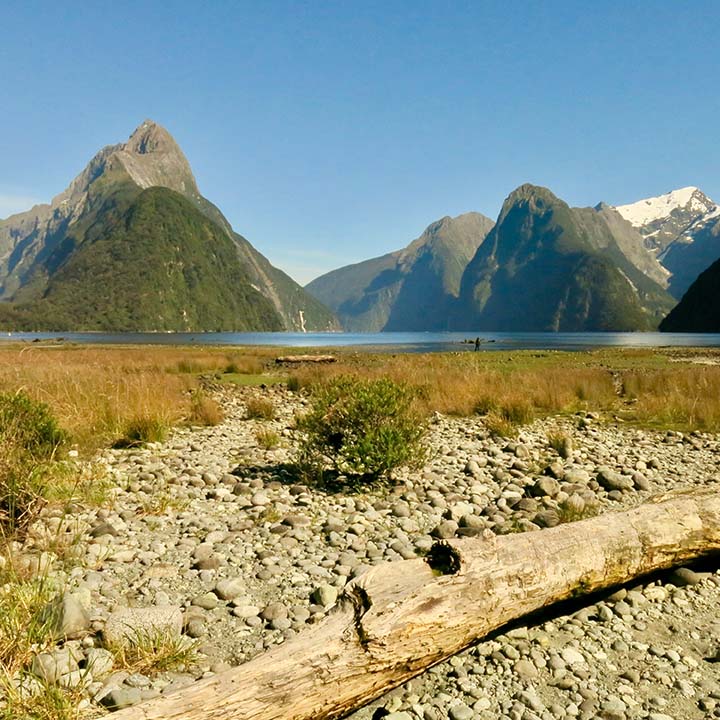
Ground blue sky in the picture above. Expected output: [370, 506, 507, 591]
[1, 1, 718, 283]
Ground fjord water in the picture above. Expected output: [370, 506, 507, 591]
[4, 331, 720, 353]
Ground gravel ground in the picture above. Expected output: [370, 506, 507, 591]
[9, 383, 720, 718]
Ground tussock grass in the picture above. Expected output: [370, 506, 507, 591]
[106, 628, 198, 676]
[115, 415, 169, 447]
[0, 573, 57, 673]
[288, 354, 616, 421]
[0, 677, 88, 720]
[255, 427, 281, 450]
[245, 397, 275, 421]
[285, 349, 720, 433]
[188, 390, 224, 426]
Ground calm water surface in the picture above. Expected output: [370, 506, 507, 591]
[3, 331, 720, 353]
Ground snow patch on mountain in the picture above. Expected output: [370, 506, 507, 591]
[615, 187, 712, 227]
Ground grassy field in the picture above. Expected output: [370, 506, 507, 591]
[0, 343, 719, 459]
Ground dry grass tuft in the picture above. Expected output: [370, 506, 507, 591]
[245, 397, 275, 421]
[106, 628, 199, 677]
[255, 427, 281, 450]
[188, 390, 224, 426]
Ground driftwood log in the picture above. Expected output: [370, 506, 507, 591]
[114, 488, 720, 720]
[275, 355, 337, 364]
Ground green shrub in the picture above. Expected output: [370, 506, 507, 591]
[0, 391, 65, 459]
[0, 392, 66, 533]
[297, 376, 427, 480]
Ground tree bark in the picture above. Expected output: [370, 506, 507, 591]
[113, 488, 720, 720]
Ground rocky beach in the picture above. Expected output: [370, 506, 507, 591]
[8, 382, 720, 720]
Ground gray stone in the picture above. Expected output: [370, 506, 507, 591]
[310, 584, 338, 608]
[46, 590, 91, 639]
[192, 592, 219, 610]
[564, 468, 590, 484]
[215, 578, 246, 601]
[104, 606, 183, 647]
[514, 658, 539, 680]
[31, 649, 79, 683]
[596, 467, 633, 492]
[560, 647, 586, 665]
[260, 602, 288, 621]
[534, 510, 561, 528]
[632, 472, 650, 490]
[532, 477, 561, 498]
[85, 648, 115, 679]
[669, 567, 703, 586]
[100, 686, 143, 710]
[431, 520, 458, 539]
[448, 703, 474, 720]
[185, 619, 206, 638]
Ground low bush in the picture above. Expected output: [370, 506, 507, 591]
[0, 391, 65, 459]
[0, 392, 66, 534]
[297, 376, 427, 481]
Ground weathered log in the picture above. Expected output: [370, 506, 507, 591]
[114, 488, 720, 720]
[275, 355, 337, 364]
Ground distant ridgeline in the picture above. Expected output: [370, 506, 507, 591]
[307, 184, 720, 332]
[0, 121, 339, 332]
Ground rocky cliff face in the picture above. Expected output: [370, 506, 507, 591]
[0, 121, 338, 331]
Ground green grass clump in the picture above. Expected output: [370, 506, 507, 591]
[297, 376, 427, 482]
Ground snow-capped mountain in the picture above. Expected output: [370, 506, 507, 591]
[615, 186, 717, 254]
[614, 187, 720, 298]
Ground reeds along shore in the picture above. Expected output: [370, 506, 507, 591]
[0, 345, 719, 456]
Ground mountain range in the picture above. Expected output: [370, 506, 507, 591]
[306, 212, 494, 331]
[308, 184, 719, 332]
[1, 121, 718, 333]
[0, 121, 338, 332]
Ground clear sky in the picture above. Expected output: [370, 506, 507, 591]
[2, 1, 719, 283]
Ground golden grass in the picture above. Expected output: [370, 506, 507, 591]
[289, 353, 618, 418]
[620, 365, 720, 431]
[288, 349, 720, 432]
[0, 344, 719, 453]
[0, 345, 276, 454]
